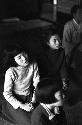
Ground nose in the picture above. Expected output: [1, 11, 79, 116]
[21, 56, 25, 62]
[56, 40, 59, 45]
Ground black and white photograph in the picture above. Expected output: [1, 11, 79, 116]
[0, 0, 82, 125]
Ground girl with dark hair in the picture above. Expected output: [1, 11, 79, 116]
[2, 44, 40, 125]
[37, 33, 68, 89]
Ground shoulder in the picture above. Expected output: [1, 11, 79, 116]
[6, 67, 14, 74]
[31, 62, 38, 70]
[64, 20, 73, 27]
[64, 20, 74, 30]
[5, 67, 16, 79]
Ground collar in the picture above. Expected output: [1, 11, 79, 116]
[73, 18, 80, 30]
[40, 103, 55, 120]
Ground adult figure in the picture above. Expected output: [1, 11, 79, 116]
[62, 5, 82, 64]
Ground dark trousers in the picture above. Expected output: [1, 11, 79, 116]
[3, 94, 33, 125]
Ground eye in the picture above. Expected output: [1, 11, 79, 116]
[17, 55, 21, 59]
[54, 39, 57, 43]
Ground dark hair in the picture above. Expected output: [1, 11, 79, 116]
[71, 5, 80, 17]
[44, 28, 60, 42]
[35, 78, 63, 104]
[42, 29, 62, 51]
[0, 44, 30, 73]
[47, 33, 62, 46]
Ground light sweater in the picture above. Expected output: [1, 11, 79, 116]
[3, 63, 40, 109]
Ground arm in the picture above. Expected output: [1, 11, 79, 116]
[60, 54, 67, 80]
[31, 63, 40, 103]
[60, 50, 69, 90]
[3, 68, 33, 111]
[3, 68, 22, 109]
[62, 23, 73, 58]
[33, 63, 40, 88]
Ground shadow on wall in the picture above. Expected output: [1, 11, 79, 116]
[57, 11, 72, 39]
[0, 0, 39, 20]
[0, 25, 55, 61]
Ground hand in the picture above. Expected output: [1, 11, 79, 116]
[62, 79, 68, 90]
[63, 82, 68, 90]
[20, 103, 34, 112]
[54, 107, 60, 114]
[31, 93, 36, 103]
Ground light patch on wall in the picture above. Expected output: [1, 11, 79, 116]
[53, 0, 57, 4]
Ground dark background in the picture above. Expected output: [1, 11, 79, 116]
[0, 0, 82, 125]
[0, 0, 40, 20]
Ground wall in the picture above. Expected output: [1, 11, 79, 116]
[57, 0, 80, 14]
[0, 0, 39, 20]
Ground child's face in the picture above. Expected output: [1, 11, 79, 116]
[48, 35, 60, 49]
[14, 52, 28, 66]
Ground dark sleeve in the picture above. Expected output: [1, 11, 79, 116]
[60, 49, 70, 90]
[31, 110, 42, 125]
[52, 110, 67, 125]
[62, 22, 73, 56]
[60, 48, 68, 80]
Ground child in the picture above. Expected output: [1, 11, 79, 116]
[3, 44, 40, 125]
[37, 32, 68, 89]
[31, 78, 67, 125]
